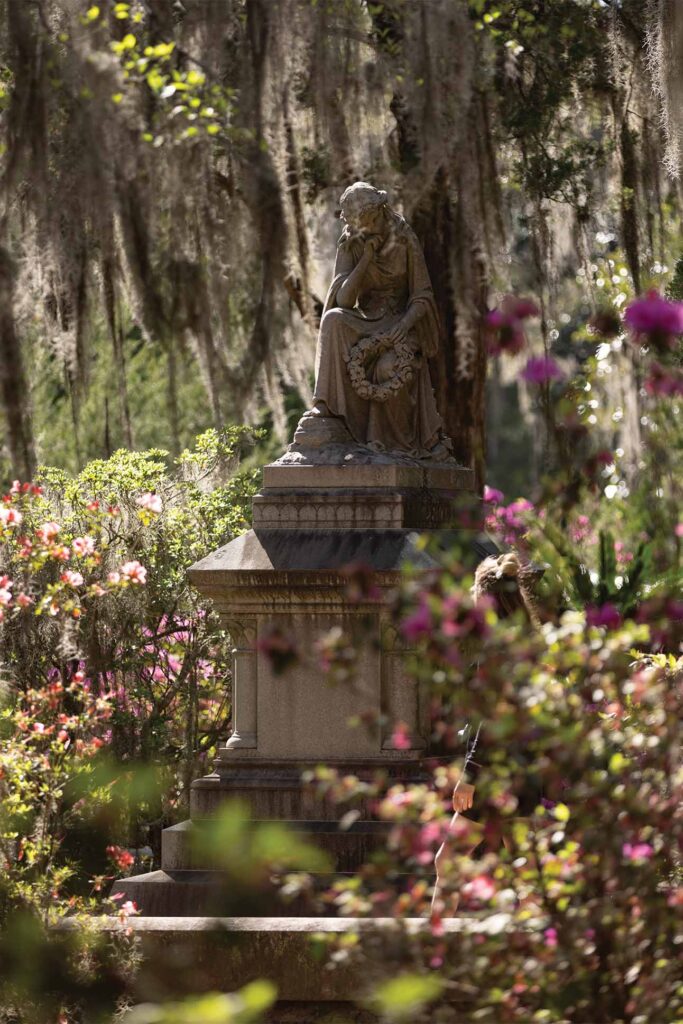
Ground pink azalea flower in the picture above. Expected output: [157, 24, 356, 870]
[61, 570, 84, 587]
[504, 297, 541, 319]
[107, 572, 121, 584]
[16, 592, 32, 608]
[72, 536, 96, 557]
[570, 514, 592, 544]
[137, 492, 162, 514]
[483, 485, 504, 504]
[389, 722, 411, 750]
[644, 361, 683, 397]
[623, 842, 654, 861]
[485, 296, 540, 356]
[520, 356, 564, 384]
[462, 874, 496, 903]
[36, 522, 60, 544]
[401, 598, 433, 642]
[676, 523, 683, 538]
[586, 603, 622, 630]
[614, 540, 633, 565]
[0, 506, 22, 526]
[624, 290, 683, 350]
[544, 927, 558, 948]
[120, 561, 147, 584]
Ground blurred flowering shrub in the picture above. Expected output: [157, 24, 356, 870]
[300, 290, 683, 1021]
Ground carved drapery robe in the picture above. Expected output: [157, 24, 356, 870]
[313, 215, 444, 455]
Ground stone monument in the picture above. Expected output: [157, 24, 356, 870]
[114, 183, 491, 917]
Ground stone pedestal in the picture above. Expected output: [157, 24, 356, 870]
[114, 454, 491, 916]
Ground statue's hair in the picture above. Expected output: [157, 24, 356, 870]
[339, 181, 389, 223]
[472, 553, 539, 626]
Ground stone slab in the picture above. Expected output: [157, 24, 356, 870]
[188, 528, 494, 578]
[262, 462, 473, 491]
[57, 914, 515, 1004]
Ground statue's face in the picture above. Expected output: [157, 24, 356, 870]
[345, 203, 385, 235]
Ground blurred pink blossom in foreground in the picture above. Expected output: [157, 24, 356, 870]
[485, 295, 540, 355]
[586, 603, 622, 630]
[520, 356, 564, 384]
[624, 290, 683, 351]
[622, 842, 654, 861]
[483, 485, 504, 504]
[644, 361, 683, 397]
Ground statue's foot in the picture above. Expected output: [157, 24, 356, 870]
[291, 404, 353, 450]
[424, 431, 455, 463]
[310, 400, 331, 417]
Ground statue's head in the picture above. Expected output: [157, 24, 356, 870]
[339, 181, 388, 231]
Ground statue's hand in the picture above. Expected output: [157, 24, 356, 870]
[363, 234, 382, 261]
[386, 319, 409, 346]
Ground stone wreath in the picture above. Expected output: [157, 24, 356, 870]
[346, 333, 419, 403]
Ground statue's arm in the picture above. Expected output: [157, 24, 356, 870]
[335, 236, 376, 309]
[401, 298, 428, 332]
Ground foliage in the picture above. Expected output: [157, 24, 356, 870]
[269, 288, 683, 1022]
[0, 0, 680, 488]
[126, 982, 277, 1024]
[0, 2, 681, 1022]
[0, 428, 259, 909]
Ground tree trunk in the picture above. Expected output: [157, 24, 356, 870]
[103, 258, 134, 449]
[0, 245, 35, 480]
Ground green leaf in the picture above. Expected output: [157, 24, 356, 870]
[126, 982, 276, 1023]
[369, 974, 444, 1020]
[553, 802, 570, 822]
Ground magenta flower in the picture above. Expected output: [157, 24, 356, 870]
[624, 290, 683, 351]
[401, 599, 432, 642]
[483, 485, 504, 504]
[588, 307, 622, 339]
[543, 927, 558, 948]
[485, 295, 540, 356]
[257, 625, 299, 675]
[586, 603, 622, 630]
[622, 842, 654, 862]
[389, 723, 412, 750]
[644, 361, 683, 398]
[520, 356, 564, 384]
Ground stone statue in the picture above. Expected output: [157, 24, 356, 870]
[293, 181, 453, 462]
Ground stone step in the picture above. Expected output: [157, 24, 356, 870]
[161, 818, 393, 873]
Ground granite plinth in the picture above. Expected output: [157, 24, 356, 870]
[262, 461, 473, 492]
[113, 453, 490, 921]
[189, 759, 429, 816]
[57, 915, 515, 1005]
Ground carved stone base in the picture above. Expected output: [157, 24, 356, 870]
[292, 410, 353, 449]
